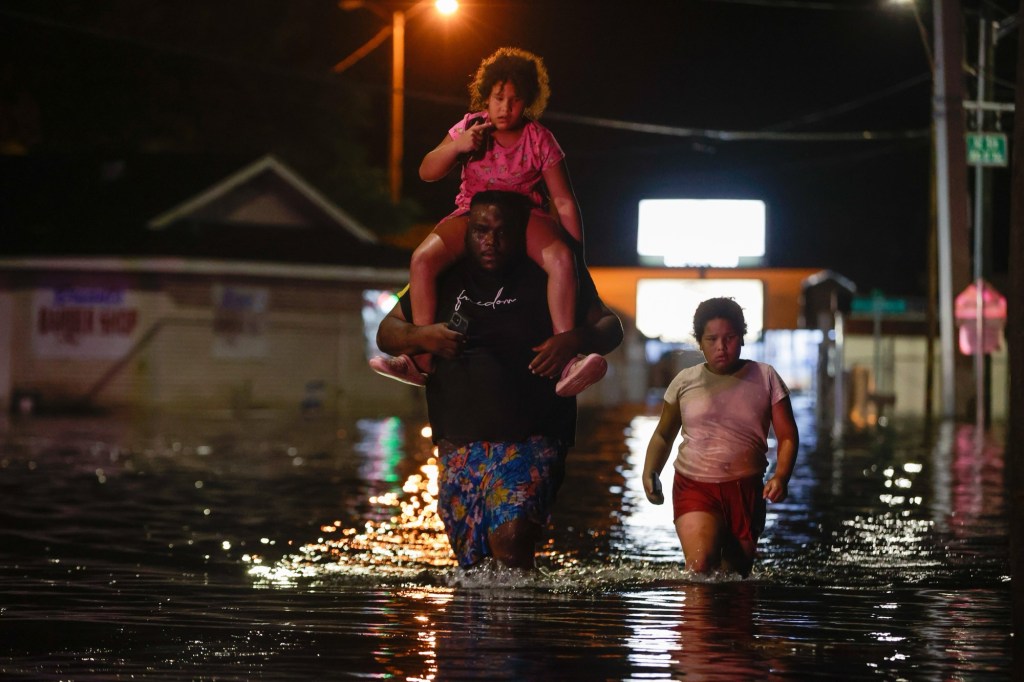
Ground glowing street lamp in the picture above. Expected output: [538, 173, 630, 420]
[335, 0, 458, 204]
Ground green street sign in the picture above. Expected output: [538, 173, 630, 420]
[966, 132, 1008, 167]
[851, 295, 908, 315]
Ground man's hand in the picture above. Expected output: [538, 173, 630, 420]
[418, 323, 466, 359]
[529, 330, 582, 379]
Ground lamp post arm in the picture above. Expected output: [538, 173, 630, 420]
[331, 24, 393, 74]
[339, 0, 391, 21]
[404, 0, 435, 21]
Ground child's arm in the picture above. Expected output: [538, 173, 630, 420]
[763, 396, 799, 503]
[420, 122, 494, 182]
[525, 215, 576, 342]
[643, 400, 682, 505]
[541, 160, 584, 245]
[409, 219, 468, 330]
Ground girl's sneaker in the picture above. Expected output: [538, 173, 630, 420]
[369, 355, 427, 387]
[555, 354, 607, 397]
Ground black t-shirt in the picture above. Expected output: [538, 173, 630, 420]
[399, 257, 590, 445]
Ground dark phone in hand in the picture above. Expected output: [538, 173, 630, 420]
[448, 311, 469, 334]
[462, 115, 491, 163]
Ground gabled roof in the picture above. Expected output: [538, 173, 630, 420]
[0, 153, 412, 269]
[147, 155, 378, 244]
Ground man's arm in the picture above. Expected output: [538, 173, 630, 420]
[580, 296, 624, 356]
[528, 294, 623, 378]
[376, 301, 465, 359]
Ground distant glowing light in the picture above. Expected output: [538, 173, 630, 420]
[421, 425, 432, 439]
[435, 0, 458, 15]
[375, 291, 398, 312]
[637, 199, 765, 268]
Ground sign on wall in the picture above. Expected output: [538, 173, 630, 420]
[636, 279, 765, 344]
[212, 284, 269, 358]
[32, 287, 139, 358]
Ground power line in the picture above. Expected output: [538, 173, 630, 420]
[401, 85, 932, 143]
[542, 110, 930, 142]
[760, 73, 932, 131]
[0, 6, 936, 145]
[699, 0, 880, 10]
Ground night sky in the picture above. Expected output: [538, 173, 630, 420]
[1, 0, 1019, 297]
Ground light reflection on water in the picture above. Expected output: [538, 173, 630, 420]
[0, 406, 1012, 680]
[245, 456, 456, 587]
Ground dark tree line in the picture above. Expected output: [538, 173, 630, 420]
[0, 0, 420, 234]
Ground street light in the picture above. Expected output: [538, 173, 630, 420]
[334, 0, 458, 204]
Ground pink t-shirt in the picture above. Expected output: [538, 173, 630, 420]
[664, 360, 790, 483]
[446, 112, 565, 217]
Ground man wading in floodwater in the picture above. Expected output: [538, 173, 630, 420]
[376, 190, 622, 570]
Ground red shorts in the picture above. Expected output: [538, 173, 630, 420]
[672, 473, 766, 545]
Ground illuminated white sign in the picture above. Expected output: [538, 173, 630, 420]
[637, 199, 766, 267]
[636, 279, 764, 343]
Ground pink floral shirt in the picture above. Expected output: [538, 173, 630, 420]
[446, 112, 565, 218]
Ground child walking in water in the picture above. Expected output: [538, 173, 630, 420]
[369, 47, 606, 397]
[642, 297, 799, 577]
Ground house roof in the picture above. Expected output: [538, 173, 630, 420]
[1, 153, 412, 270]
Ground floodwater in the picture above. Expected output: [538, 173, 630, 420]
[0, 396, 1012, 680]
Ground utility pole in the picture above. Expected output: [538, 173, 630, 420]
[1007, 1, 1024, 662]
[335, 1, 459, 204]
[972, 11, 990, 432]
[931, 0, 972, 420]
[966, 10, 1017, 431]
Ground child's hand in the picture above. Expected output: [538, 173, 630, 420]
[453, 121, 494, 154]
[643, 471, 664, 505]
[762, 476, 788, 503]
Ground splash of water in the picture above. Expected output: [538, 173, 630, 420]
[241, 453, 752, 593]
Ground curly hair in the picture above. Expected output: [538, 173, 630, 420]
[468, 47, 550, 120]
[693, 297, 748, 343]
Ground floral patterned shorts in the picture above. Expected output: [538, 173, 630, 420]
[437, 435, 565, 568]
